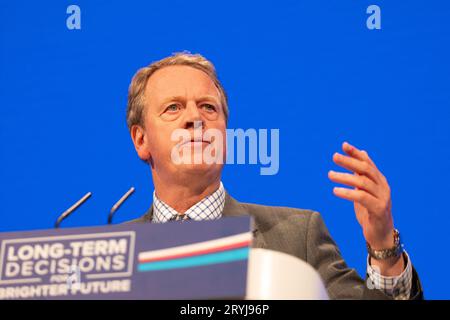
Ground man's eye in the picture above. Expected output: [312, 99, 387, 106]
[202, 104, 216, 112]
[165, 104, 180, 112]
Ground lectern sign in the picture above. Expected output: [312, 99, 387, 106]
[0, 217, 252, 299]
[0, 232, 135, 290]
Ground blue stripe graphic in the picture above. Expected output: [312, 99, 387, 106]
[138, 247, 249, 272]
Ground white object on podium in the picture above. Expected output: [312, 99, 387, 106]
[246, 248, 329, 300]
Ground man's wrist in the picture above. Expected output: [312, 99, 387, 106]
[367, 228, 403, 260]
[367, 229, 406, 277]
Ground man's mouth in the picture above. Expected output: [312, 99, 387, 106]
[179, 138, 211, 147]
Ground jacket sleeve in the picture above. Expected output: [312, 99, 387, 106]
[305, 211, 423, 300]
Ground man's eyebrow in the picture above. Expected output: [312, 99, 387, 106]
[160, 96, 187, 106]
[160, 95, 220, 105]
[198, 95, 221, 103]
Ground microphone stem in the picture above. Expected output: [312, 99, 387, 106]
[55, 192, 92, 228]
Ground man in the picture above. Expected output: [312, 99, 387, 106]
[126, 52, 423, 299]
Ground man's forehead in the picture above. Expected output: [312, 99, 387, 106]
[145, 65, 220, 103]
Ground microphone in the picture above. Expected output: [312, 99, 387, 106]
[108, 187, 135, 224]
[55, 192, 92, 228]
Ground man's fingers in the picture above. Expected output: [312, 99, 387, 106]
[342, 142, 377, 168]
[328, 170, 380, 198]
[333, 187, 379, 211]
[332, 152, 380, 183]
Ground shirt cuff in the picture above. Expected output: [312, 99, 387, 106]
[367, 250, 413, 300]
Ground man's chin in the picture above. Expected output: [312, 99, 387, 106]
[175, 162, 223, 175]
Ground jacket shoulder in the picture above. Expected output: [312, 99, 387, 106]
[237, 201, 319, 261]
[239, 201, 316, 229]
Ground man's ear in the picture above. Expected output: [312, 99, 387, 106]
[130, 124, 152, 162]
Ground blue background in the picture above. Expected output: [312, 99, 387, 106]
[1, 0, 449, 299]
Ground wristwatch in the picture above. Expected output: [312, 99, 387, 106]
[366, 228, 404, 260]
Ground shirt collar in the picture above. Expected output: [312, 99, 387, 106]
[152, 182, 226, 223]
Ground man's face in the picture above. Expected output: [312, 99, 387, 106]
[132, 65, 227, 181]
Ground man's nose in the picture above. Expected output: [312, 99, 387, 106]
[184, 101, 203, 129]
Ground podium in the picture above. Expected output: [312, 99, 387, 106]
[248, 249, 328, 299]
[0, 217, 328, 300]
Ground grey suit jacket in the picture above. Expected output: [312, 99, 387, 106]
[129, 192, 423, 300]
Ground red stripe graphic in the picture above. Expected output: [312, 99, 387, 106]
[138, 240, 250, 264]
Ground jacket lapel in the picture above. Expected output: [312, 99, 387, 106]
[222, 193, 267, 249]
